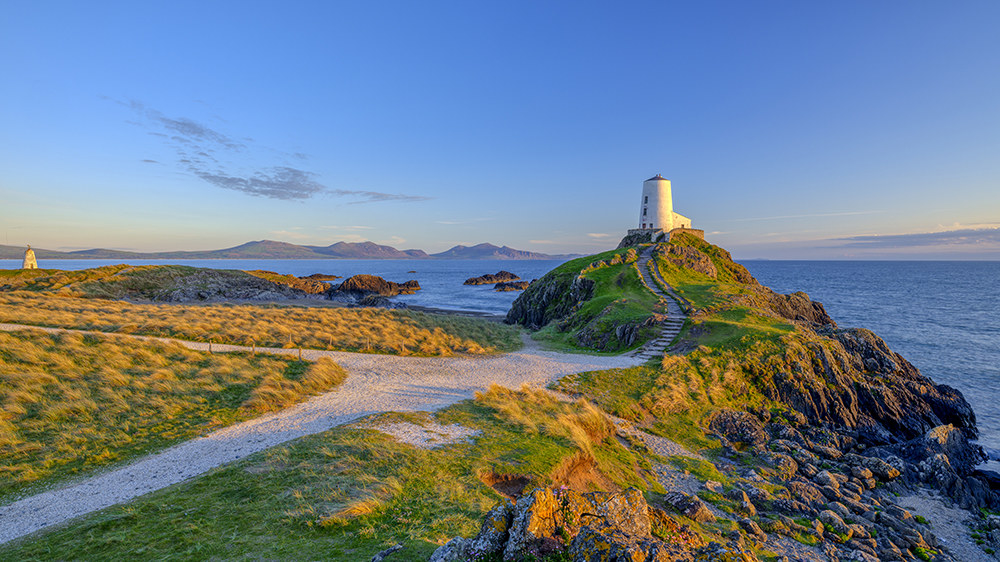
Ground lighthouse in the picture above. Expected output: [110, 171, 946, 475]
[638, 175, 691, 231]
[622, 175, 703, 246]
[22, 245, 38, 269]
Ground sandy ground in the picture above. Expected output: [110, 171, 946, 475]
[897, 490, 997, 561]
[362, 421, 482, 449]
[0, 323, 641, 545]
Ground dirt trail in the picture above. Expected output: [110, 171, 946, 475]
[0, 322, 641, 545]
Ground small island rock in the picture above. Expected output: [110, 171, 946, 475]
[464, 271, 520, 285]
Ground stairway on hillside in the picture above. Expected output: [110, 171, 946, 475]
[631, 246, 688, 361]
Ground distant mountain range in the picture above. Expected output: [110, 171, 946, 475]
[0, 241, 580, 261]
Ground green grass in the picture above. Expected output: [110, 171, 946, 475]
[0, 386, 660, 561]
[0, 291, 521, 356]
[0, 329, 347, 502]
[668, 456, 729, 485]
[530, 250, 663, 353]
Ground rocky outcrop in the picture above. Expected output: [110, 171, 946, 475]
[764, 289, 837, 328]
[494, 280, 531, 292]
[573, 311, 661, 351]
[430, 488, 752, 562]
[329, 275, 420, 298]
[299, 273, 341, 281]
[748, 327, 978, 450]
[506, 273, 595, 329]
[465, 271, 520, 285]
[246, 270, 333, 295]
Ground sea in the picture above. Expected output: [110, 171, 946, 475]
[743, 261, 1000, 466]
[3, 257, 998, 462]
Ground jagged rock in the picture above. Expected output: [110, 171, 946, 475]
[465, 271, 520, 285]
[819, 509, 854, 542]
[708, 409, 768, 449]
[507, 273, 595, 329]
[356, 294, 407, 309]
[763, 289, 836, 328]
[663, 491, 716, 523]
[369, 543, 403, 561]
[434, 487, 744, 562]
[739, 518, 768, 543]
[654, 244, 718, 278]
[766, 453, 798, 481]
[331, 274, 420, 298]
[494, 280, 531, 292]
[428, 537, 470, 562]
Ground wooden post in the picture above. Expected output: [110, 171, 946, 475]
[208, 341, 213, 354]
[298, 347, 302, 361]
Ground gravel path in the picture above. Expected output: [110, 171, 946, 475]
[0, 323, 641, 545]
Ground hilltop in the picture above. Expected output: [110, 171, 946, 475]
[0, 241, 579, 261]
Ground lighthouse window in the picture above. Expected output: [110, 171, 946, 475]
[644, 196, 648, 204]
[642, 207, 647, 216]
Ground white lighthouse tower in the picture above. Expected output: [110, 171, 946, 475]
[623, 175, 702, 246]
[638, 175, 691, 231]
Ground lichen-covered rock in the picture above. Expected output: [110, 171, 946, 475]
[494, 280, 531, 292]
[708, 410, 768, 450]
[663, 491, 716, 523]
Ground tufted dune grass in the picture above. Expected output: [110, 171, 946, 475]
[0, 291, 521, 356]
[0, 329, 347, 502]
[0, 385, 665, 561]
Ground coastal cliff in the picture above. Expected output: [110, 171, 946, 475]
[466, 234, 1000, 561]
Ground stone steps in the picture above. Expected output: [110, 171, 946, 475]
[629, 246, 689, 360]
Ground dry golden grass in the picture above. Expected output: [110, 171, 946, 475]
[474, 384, 613, 455]
[0, 329, 347, 500]
[0, 291, 520, 356]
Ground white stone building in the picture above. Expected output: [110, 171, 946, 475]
[637, 174, 691, 231]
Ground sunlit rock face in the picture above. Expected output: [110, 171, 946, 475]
[21, 247, 37, 269]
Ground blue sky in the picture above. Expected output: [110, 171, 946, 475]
[2, 1, 998, 258]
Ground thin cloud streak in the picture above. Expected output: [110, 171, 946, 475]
[838, 227, 1000, 249]
[119, 98, 429, 203]
[727, 210, 886, 223]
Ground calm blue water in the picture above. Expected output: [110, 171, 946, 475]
[743, 261, 1000, 456]
[0, 258, 567, 316]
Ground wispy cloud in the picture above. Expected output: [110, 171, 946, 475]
[529, 239, 556, 244]
[196, 167, 325, 200]
[586, 233, 609, 239]
[434, 217, 494, 225]
[140, 159, 159, 164]
[320, 225, 373, 231]
[117, 98, 429, 203]
[838, 227, 1000, 249]
[728, 210, 886, 223]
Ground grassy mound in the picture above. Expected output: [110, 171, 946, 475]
[508, 247, 663, 352]
[0, 329, 347, 501]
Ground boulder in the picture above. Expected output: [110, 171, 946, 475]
[330, 275, 420, 298]
[465, 271, 520, 285]
[708, 409, 768, 450]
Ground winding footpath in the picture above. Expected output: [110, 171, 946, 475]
[0, 323, 641, 546]
[631, 246, 689, 361]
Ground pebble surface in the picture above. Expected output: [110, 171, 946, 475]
[0, 323, 640, 545]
